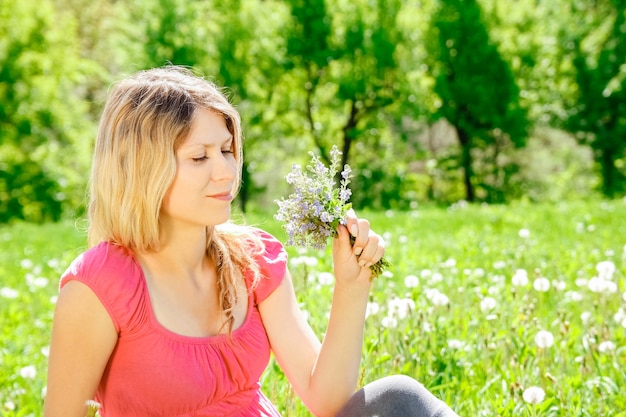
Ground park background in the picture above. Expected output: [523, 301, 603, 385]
[1, 0, 625, 416]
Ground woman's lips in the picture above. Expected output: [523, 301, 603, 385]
[208, 192, 233, 201]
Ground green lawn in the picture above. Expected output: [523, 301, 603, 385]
[1, 200, 625, 416]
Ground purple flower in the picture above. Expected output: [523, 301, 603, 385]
[275, 145, 389, 278]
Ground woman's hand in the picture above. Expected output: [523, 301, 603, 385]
[332, 210, 385, 285]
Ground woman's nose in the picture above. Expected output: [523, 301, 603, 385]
[210, 153, 237, 182]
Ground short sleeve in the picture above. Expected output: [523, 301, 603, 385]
[251, 230, 288, 304]
[59, 242, 144, 333]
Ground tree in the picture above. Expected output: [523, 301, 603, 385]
[425, 0, 527, 202]
[282, 0, 414, 209]
[0, 0, 91, 222]
[567, 0, 626, 197]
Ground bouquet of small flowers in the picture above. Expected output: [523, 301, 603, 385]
[275, 145, 389, 279]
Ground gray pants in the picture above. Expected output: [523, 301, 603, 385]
[335, 375, 460, 417]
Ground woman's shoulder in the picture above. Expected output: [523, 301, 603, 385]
[60, 242, 145, 332]
[62, 241, 138, 281]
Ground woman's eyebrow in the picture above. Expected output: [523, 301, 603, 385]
[181, 134, 233, 150]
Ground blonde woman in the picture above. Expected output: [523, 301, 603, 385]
[44, 66, 459, 417]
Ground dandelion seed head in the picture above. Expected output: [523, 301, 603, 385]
[580, 311, 592, 324]
[596, 260, 615, 280]
[290, 256, 319, 267]
[381, 315, 398, 328]
[493, 260, 507, 269]
[425, 288, 449, 306]
[564, 290, 583, 302]
[533, 277, 550, 292]
[588, 277, 617, 294]
[447, 339, 464, 350]
[429, 272, 443, 284]
[0, 287, 18, 299]
[575, 278, 588, 287]
[442, 258, 456, 268]
[534, 330, 554, 348]
[487, 286, 499, 295]
[388, 297, 415, 319]
[366, 302, 380, 317]
[19, 365, 37, 379]
[522, 386, 546, 404]
[404, 274, 419, 288]
[480, 297, 497, 312]
[512, 269, 529, 287]
[317, 272, 334, 286]
[598, 340, 616, 353]
[518, 228, 531, 238]
[381, 270, 394, 278]
[20, 259, 34, 269]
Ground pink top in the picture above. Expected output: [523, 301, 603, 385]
[60, 229, 287, 417]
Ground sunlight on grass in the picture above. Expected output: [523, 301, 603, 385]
[1, 201, 625, 416]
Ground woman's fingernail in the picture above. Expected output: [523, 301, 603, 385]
[354, 247, 363, 256]
[350, 225, 358, 236]
[359, 260, 366, 267]
[365, 262, 373, 268]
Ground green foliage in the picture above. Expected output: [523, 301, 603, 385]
[0, 145, 62, 223]
[2, 201, 626, 415]
[425, 0, 528, 202]
[0, 0, 94, 222]
[567, 1, 626, 197]
[1, 0, 625, 221]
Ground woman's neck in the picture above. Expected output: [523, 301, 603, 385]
[137, 224, 211, 282]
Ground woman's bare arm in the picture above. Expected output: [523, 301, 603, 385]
[260, 220, 384, 417]
[44, 281, 118, 417]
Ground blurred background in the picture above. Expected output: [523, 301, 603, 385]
[1, 0, 625, 223]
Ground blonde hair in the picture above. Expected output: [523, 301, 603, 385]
[89, 66, 261, 333]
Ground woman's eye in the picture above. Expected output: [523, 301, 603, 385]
[192, 155, 208, 163]
[222, 149, 233, 155]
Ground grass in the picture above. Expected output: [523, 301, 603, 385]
[1, 200, 625, 416]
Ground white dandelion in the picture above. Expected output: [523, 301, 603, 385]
[425, 288, 450, 306]
[598, 341, 616, 353]
[512, 269, 529, 287]
[19, 365, 37, 379]
[581, 311, 592, 325]
[552, 280, 566, 291]
[0, 287, 19, 299]
[381, 315, 398, 329]
[366, 302, 381, 318]
[533, 277, 550, 292]
[518, 228, 531, 238]
[534, 330, 554, 349]
[447, 339, 465, 350]
[317, 272, 334, 286]
[596, 261, 615, 280]
[480, 297, 497, 312]
[404, 275, 419, 288]
[522, 386, 546, 404]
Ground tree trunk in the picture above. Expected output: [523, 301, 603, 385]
[456, 126, 475, 202]
[600, 144, 617, 197]
[340, 100, 359, 171]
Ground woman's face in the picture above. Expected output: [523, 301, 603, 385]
[160, 108, 238, 230]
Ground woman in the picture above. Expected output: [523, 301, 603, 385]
[44, 66, 459, 417]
